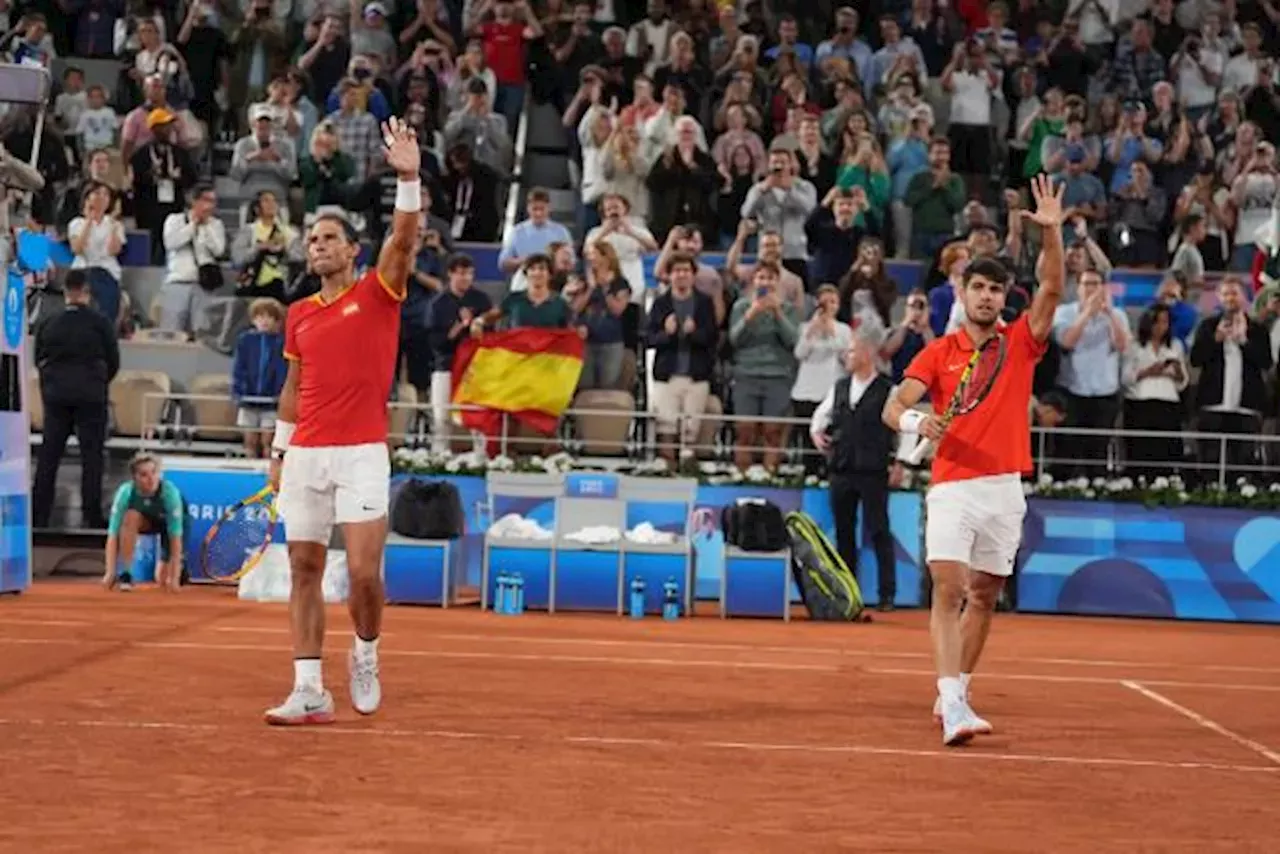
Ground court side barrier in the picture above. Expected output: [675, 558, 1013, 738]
[127, 392, 1280, 489]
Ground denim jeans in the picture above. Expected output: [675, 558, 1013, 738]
[86, 267, 120, 329]
[495, 84, 525, 137]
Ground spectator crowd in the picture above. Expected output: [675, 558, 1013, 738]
[18, 0, 1280, 496]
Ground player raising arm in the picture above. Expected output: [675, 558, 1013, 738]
[262, 117, 421, 726]
[881, 174, 1065, 746]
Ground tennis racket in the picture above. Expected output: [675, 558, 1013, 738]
[200, 485, 278, 583]
[906, 335, 1007, 465]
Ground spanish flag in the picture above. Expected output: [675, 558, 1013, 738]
[450, 328, 585, 440]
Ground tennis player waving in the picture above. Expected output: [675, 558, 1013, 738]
[883, 174, 1065, 746]
[262, 118, 421, 725]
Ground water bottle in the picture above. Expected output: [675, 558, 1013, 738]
[629, 577, 646, 619]
[662, 577, 680, 621]
[495, 572, 510, 614]
[513, 573, 525, 615]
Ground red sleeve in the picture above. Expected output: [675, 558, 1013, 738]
[1251, 247, 1266, 295]
[903, 338, 941, 395]
[366, 268, 405, 306]
[1010, 313, 1049, 361]
[284, 304, 300, 361]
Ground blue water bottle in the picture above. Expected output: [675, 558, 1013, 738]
[513, 573, 525, 615]
[629, 577, 646, 619]
[662, 577, 680, 621]
[495, 572, 510, 614]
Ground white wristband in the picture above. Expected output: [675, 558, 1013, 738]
[271, 420, 295, 455]
[897, 410, 926, 434]
[395, 179, 422, 213]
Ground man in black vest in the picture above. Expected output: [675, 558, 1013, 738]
[810, 326, 897, 611]
[31, 269, 119, 529]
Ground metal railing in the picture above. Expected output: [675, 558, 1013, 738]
[112, 390, 1280, 489]
[499, 83, 532, 242]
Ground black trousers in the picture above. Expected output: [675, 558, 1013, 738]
[1064, 391, 1120, 476]
[1123, 398, 1183, 479]
[791, 399, 823, 476]
[829, 472, 895, 604]
[1196, 409, 1262, 487]
[32, 400, 108, 528]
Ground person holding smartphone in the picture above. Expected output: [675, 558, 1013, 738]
[1121, 304, 1189, 478]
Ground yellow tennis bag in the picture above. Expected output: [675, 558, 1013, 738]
[785, 511, 864, 621]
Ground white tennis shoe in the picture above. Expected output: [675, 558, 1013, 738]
[349, 643, 382, 715]
[940, 699, 983, 747]
[264, 686, 336, 726]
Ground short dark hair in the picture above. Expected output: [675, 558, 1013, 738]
[63, 66, 84, 79]
[447, 253, 475, 271]
[929, 135, 951, 149]
[963, 257, 1011, 289]
[310, 212, 359, 243]
[527, 187, 551, 205]
[523, 253, 551, 272]
[189, 181, 216, 203]
[64, 269, 89, 291]
[1183, 213, 1205, 231]
[667, 252, 696, 273]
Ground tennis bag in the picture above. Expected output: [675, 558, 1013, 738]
[721, 498, 788, 551]
[390, 478, 465, 540]
[785, 511, 864, 621]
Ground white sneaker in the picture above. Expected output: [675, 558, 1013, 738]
[963, 704, 993, 736]
[264, 686, 336, 726]
[941, 699, 981, 747]
[933, 687, 974, 723]
[349, 644, 382, 716]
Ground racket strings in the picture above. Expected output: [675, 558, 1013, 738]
[205, 502, 275, 580]
[956, 343, 1005, 413]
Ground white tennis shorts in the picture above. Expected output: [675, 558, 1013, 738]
[278, 443, 390, 544]
[924, 473, 1026, 577]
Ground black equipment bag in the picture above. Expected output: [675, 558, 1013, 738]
[720, 498, 788, 551]
[390, 478, 465, 540]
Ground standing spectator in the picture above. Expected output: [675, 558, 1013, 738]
[795, 113, 838, 202]
[159, 183, 228, 334]
[481, 254, 573, 330]
[600, 121, 650, 220]
[584, 192, 658, 303]
[231, 298, 288, 459]
[815, 7, 873, 86]
[349, 1, 398, 69]
[1222, 23, 1266, 96]
[427, 254, 492, 454]
[653, 225, 727, 325]
[1172, 162, 1230, 271]
[1108, 18, 1165, 103]
[230, 105, 300, 210]
[1169, 214, 1207, 290]
[1228, 141, 1279, 271]
[646, 118, 719, 244]
[229, 0, 290, 131]
[1053, 145, 1107, 230]
[1109, 161, 1167, 268]
[806, 188, 867, 287]
[573, 240, 632, 390]
[1171, 29, 1224, 122]
[1053, 270, 1131, 473]
[905, 136, 964, 260]
[75, 85, 118, 153]
[442, 142, 503, 242]
[792, 285, 853, 475]
[627, 0, 674, 77]
[728, 264, 800, 472]
[470, 0, 541, 133]
[231, 190, 302, 303]
[1190, 277, 1273, 482]
[887, 114, 930, 258]
[31, 270, 119, 530]
[726, 225, 807, 314]
[1122, 303, 1189, 478]
[120, 75, 195, 163]
[740, 146, 818, 285]
[1155, 275, 1200, 348]
[67, 182, 127, 329]
[809, 326, 896, 610]
[329, 77, 384, 181]
[299, 120, 358, 215]
[296, 15, 352, 109]
[175, 0, 232, 131]
[575, 96, 614, 233]
[498, 188, 574, 287]
[881, 287, 934, 384]
[130, 108, 198, 264]
[74, 0, 123, 58]
[444, 78, 514, 174]
[647, 253, 718, 463]
[941, 40, 998, 199]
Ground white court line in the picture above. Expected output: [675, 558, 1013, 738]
[869, 667, 1280, 693]
[0, 715, 1273, 776]
[1122, 681, 1280, 767]
[9, 617, 1280, 676]
[0, 636, 838, 673]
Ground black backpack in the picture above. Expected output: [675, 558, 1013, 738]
[390, 478, 465, 540]
[721, 499, 788, 551]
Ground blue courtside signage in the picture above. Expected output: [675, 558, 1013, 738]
[2, 271, 21, 350]
[563, 473, 619, 499]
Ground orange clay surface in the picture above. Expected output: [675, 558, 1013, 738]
[0, 582, 1278, 853]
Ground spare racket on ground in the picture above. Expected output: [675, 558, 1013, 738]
[906, 334, 1007, 465]
[201, 485, 278, 583]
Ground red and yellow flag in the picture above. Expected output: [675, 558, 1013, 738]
[450, 328, 585, 438]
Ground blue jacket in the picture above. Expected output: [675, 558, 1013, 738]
[231, 329, 287, 406]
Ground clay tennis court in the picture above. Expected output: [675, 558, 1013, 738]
[0, 584, 1277, 853]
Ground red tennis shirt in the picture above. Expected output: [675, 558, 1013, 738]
[903, 314, 1047, 486]
[283, 270, 403, 447]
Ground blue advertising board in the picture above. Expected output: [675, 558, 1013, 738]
[1017, 499, 1280, 623]
[1, 266, 30, 594]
